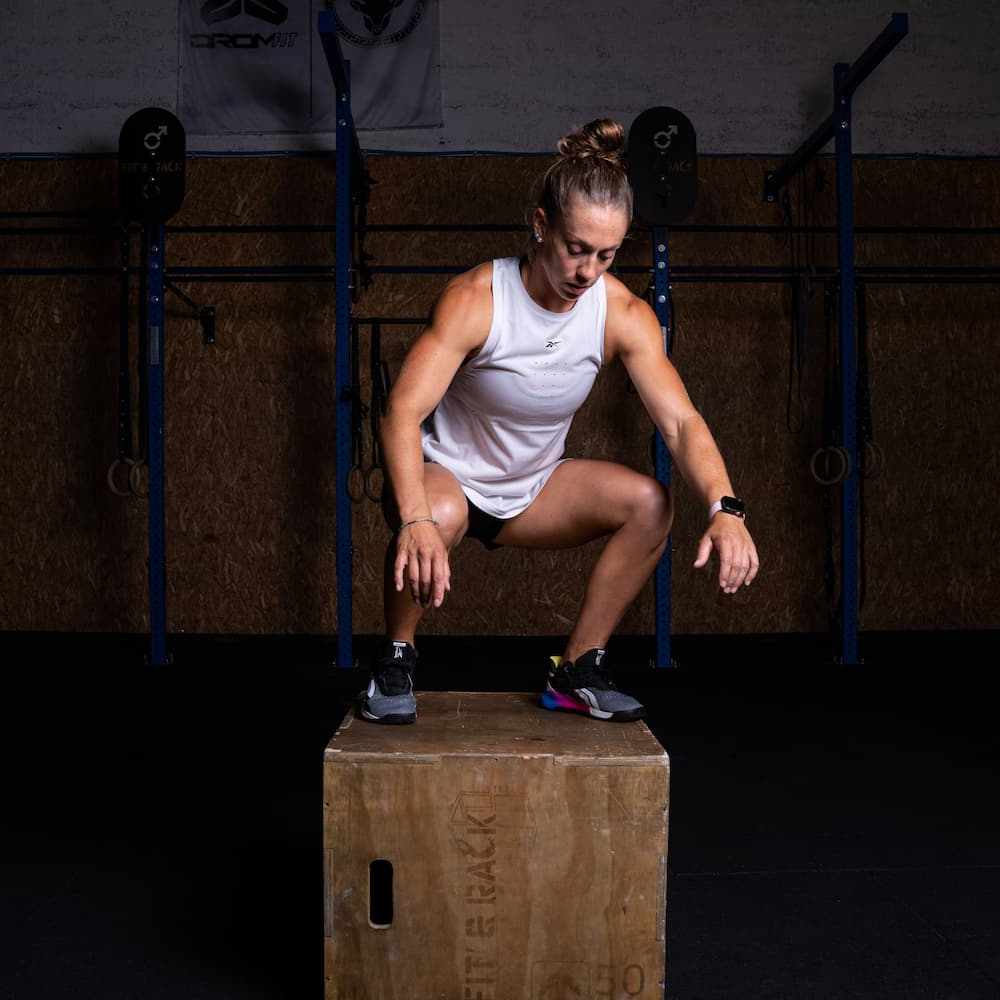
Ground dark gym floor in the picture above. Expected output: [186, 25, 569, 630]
[2, 630, 998, 999]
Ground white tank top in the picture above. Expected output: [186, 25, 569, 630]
[421, 256, 606, 518]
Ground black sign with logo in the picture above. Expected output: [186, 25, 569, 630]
[627, 107, 698, 226]
[118, 108, 186, 224]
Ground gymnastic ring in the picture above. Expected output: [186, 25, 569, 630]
[347, 465, 365, 503]
[107, 457, 133, 497]
[810, 445, 849, 486]
[862, 440, 885, 479]
[364, 465, 385, 504]
[128, 460, 149, 499]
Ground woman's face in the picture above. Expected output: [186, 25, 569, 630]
[532, 195, 629, 304]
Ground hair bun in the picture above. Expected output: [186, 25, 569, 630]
[557, 118, 626, 167]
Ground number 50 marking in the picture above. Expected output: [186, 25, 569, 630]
[594, 963, 645, 997]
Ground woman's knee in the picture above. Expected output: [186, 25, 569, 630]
[430, 492, 469, 548]
[382, 464, 468, 548]
[384, 492, 467, 548]
[627, 476, 674, 537]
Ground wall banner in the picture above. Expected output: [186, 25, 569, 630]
[178, 1, 440, 134]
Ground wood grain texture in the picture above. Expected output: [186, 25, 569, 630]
[324, 692, 669, 999]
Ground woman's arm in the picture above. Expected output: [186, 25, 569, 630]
[608, 289, 760, 592]
[380, 265, 492, 520]
[379, 265, 493, 605]
[608, 292, 730, 506]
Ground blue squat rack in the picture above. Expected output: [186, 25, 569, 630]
[650, 231, 672, 669]
[319, 12, 358, 670]
[146, 226, 168, 666]
[764, 12, 908, 665]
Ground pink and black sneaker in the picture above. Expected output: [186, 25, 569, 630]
[540, 647, 646, 722]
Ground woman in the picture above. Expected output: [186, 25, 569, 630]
[360, 119, 759, 725]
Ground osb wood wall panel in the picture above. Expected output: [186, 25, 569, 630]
[1, 156, 998, 637]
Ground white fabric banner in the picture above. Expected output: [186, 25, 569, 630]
[177, 0, 440, 134]
[327, 0, 442, 130]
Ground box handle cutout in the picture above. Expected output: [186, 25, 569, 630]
[369, 859, 393, 928]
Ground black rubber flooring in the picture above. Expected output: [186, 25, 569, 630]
[2, 630, 998, 999]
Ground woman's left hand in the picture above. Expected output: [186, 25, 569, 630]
[693, 515, 760, 594]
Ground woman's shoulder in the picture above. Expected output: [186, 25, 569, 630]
[601, 270, 652, 362]
[428, 261, 497, 347]
[602, 269, 637, 310]
[464, 259, 499, 291]
[440, 260, 496, 306]
[604, 270, 652, 328]
[440, 259, 498, 295]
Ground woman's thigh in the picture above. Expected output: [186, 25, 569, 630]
[381, 461, 470, 546]
[493, 459, 671, 550]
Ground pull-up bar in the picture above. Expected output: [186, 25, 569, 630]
[764, 13, 909, 203]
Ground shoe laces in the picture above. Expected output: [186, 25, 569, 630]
[565, 658, 617, 691]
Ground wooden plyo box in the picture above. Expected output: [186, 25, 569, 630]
[323, 691, 669, 1000]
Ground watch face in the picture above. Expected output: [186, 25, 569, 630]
[722, 496, 746, 515]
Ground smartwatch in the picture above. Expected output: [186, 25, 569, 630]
[709, 496, 747, 520]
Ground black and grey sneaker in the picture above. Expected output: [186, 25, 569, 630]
[540, 647, 645, 722]
[358, 640, 418, 724]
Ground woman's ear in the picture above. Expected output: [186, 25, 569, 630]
[532, 207, 548, 242]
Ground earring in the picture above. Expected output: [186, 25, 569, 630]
[533, 231, 543, 244]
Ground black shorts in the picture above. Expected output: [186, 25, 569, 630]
[466, 497, 506, 550]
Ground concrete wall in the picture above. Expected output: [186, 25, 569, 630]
[1, 0, 998, 156]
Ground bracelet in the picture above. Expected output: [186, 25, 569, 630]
[400, 517, 438, 530]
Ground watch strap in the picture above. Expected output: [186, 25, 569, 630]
[709, 496, 746, 520]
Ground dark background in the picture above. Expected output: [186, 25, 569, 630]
[2, 631, 999, 998]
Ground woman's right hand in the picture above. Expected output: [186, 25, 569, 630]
[395, 521, 451, 608]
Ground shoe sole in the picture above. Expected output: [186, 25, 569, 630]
[358, 695, 416, 724]
[360, 708, 416, 724]
[540, 687, 645, 722]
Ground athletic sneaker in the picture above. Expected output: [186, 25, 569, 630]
[540, 647, 646, 722]
[358, 639, 417, 724]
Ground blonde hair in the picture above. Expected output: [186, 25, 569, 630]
[526, 118, 633, 258]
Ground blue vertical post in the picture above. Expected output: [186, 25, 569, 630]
[326, 16, 355, 670]
[651, 227, 673, 668]
[835, 63, 860, 665]
[146, 224, 168, 666]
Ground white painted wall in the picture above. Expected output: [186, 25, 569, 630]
[1, 1, 997, 156]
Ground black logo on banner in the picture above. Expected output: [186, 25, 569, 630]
[200, 0, 289, 25]
[191, 0, 295, 48]
[335, 0, 425, 47]
[190, 33, 298, 47]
